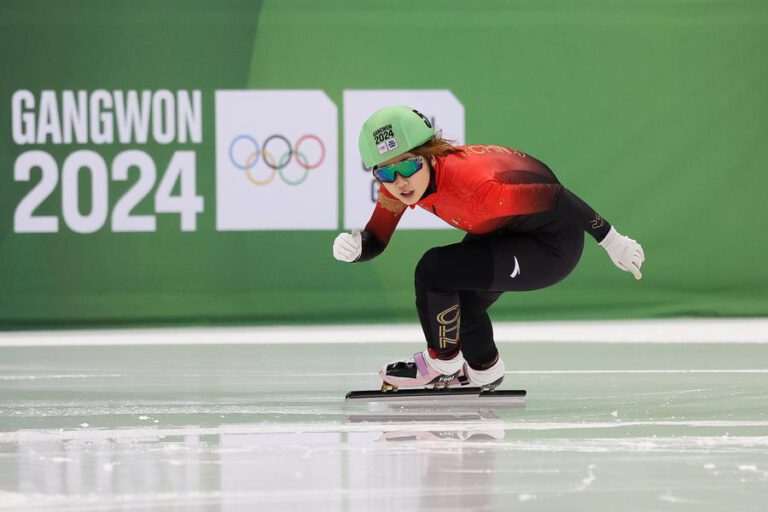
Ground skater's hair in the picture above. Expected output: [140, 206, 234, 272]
[410, 131, 466, 160]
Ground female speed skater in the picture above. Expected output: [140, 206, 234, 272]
[333, 105, 645, 392]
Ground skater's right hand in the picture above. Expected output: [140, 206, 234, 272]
[333, 229, 362, 262]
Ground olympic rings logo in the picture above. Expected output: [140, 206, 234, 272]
[228, 134, 326, 186]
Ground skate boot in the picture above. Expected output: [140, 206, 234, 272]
[464, 357, 505, 391]
[380, 349, 468, 391]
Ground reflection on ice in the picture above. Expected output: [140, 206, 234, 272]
[345, 401, 524, 442]
[4, 420, 768, 511]
[5, 428, 506, 511]
[378, 428, 506, 442]
[3, 401, 521, 511]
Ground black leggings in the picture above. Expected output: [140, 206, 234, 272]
[414, 222, 584, 367]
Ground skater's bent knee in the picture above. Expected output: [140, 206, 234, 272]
[415, 247, 444, 288]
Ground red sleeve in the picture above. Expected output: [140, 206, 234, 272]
[364, 185, 406, 246]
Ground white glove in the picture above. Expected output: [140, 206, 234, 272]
[599, 226, 645, 280]
[333, 229, 362, 262]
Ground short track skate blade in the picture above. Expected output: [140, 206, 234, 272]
[345, 387, 526, 403]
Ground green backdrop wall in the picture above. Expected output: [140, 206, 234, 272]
[1, 0, 766, 329]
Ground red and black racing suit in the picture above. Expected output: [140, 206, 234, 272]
[356, 145, 611, 369]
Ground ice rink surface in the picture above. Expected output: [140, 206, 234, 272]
[1, 327, 768, 511]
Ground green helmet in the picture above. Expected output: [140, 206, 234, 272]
[359, 105, 436, 168]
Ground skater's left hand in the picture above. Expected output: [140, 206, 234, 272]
[599, 227, 645, 280]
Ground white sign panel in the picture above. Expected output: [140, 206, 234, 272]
[343, 90, 464, 230]
[215, 90, 338, 230]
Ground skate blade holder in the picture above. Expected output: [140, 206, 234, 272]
[345, 387, 526, 406]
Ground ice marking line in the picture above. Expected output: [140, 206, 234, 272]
[266, 369, 768, 378]
[0, 373, 122, 381]
[0, 405, 344, 417]
[508, 369, 768, 375]
[2, 370, 763, 381]
[4, 421, 768, 443]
